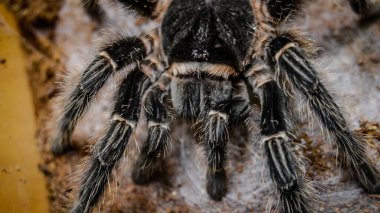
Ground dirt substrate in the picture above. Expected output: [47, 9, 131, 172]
[4, 0, 380, 212]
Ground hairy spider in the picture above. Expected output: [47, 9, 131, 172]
[52, 0, 380, 212]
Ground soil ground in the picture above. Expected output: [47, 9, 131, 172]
[3, 0, 380, 212]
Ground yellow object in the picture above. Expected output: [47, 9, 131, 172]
[0, 4, 49, 213]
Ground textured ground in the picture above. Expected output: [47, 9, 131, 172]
[5, 0, 380, 212]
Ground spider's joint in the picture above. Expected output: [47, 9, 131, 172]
[148, 121, 170, 129]
[208, 110, 229, 121]
[245, 63, 269, 77]
[254, 72, 273, 88]
[261, 131, 288, 143]
[99, 51, 117, 70]
[141, 32, 158, 55]
[112, 114, 137, 129]
[275, 42, 297, 61]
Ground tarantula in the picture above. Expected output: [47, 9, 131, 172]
[52, 0, 380, 212]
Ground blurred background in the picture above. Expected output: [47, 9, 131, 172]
[0, 0, 380, 212]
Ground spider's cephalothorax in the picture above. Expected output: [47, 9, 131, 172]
[54, 0, 380, 212]
[162, 0, 254, 119]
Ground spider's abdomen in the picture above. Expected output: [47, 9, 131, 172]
[162, 0, 254, 69]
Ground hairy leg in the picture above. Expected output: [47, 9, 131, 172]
[266, 33, 380, 193]
[246, 64, 316, 212]
[71, 68, 152, 213]
[200, 95, 250, 201]
[52, 34, 155, 154]
[132, 67, 173, 184]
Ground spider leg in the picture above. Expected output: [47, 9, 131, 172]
[267, 34, 380, 193]
[52, 34, 156, 154]
[132, 73, 173, 184]
[246, 65, 316, 212]
[200, 97, 250, 201]
[71, 67, 152, 213]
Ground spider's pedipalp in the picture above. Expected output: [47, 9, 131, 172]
[71, 68, 152, 213]
[132, 73, 173, 184]
[72, 120, 133, 213]
[349, 0, 380, 17]
[200, 96, 250, 201]
[267, 34, 380, 194]
[202, 107, 229, 201]
[52, 35, 152, 154]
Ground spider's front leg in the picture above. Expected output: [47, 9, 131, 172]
[52, 34, 156, 154]
[266, 33, 380, 193]
[71, 67, 152, 213]
[200, 94, 250, 200]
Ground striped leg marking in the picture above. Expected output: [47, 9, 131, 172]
[52, 36, 151, 154]
[71, 68, 152, 213]
[132, 84, 172, 184]
[268, 35, 380, 193]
